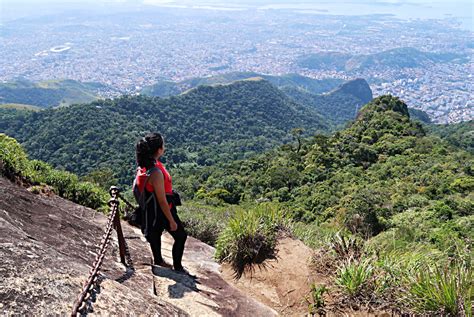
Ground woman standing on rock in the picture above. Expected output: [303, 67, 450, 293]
[134, 132, 188, 273]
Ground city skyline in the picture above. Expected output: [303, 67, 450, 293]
[1, 1, 472, 123]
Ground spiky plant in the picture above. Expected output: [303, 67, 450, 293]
[335, 258, 374, 297]
[306, 284, 328, 315]
[404, 262, 473, 316]
[329, 231, 364, 261]
[215, 203, 288, 278]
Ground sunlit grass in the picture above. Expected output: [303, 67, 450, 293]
[404, 261, 473, 316]
[335, 258, 374, 297]
[215, 202, 289, 278]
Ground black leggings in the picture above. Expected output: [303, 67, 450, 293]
[147, 211, 187, 269]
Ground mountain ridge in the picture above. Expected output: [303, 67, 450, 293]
[0, 79, 328, 185]
[298, 47, 467, 72]
[141, 72, 344, 97]
[0, 79, 104, 108]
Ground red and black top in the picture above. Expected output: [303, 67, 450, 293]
[135, 160, 173, 194]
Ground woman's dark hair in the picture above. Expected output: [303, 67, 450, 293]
[135, 133, 164, 169]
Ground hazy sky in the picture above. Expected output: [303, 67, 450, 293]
[2, 0, 472, 5]
[1, 0, 472, 26]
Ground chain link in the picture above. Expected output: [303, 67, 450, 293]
[71, 187, 123, 316]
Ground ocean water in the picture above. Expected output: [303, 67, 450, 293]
[268, 2, 473, 31]
[145, 0, 473, 31]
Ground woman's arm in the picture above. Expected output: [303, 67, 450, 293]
[149, 170, 178, 231]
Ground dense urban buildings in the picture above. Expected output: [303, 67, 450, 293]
[1, 7, 472, 123]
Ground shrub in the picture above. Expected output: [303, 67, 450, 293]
[306, 284, 328, 315]
[215, 203, 288, 278]
[43, 169, 79, 198]
[208, 188, 235, 204]
[335, 258, 374, 297]
[73, 181, 108, 210]
[179, 203, 234, 245]
[329, 231, 364, 261]
[28, 159, 53, 183]
[0, 134, 30, 180]
[403, 262, 473, 316]
[0, 134, 108, 211]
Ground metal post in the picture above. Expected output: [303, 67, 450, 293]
[109, 186, 126, 266]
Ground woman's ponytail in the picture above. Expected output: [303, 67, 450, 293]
[135, 133, 164, 169]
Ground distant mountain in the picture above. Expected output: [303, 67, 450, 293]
[408, 108, 432, 124]
[282, 78, 373, 127]
[0, 79, 327, 185]
[0, 79, 105, 108]
[142, 72, 343, 97]
[298, 47, 467, 72]
[297, 52, 351, 72]
[283, 78, 433, 127]
[0, 103, 41, 111]
[428, 120, 474, 153]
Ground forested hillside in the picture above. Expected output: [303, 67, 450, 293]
[298, 47, 467, 72]
[0, 79, 327, 185]
[428, 120, 474, 153]
[142, 72, 343, 97]
[282, 78, 373, 127]
[0, 79, 104, 108]
[175, 95, 472, 315]
[176, 94, 473, 242]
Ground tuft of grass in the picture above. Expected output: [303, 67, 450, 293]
[404, 262, 473, 316]
[329, 231, 364, 261]
[291, 221, 339, 249]
[215, 202, 288, 278]
[179, 202, 236, 246]
[335, 258, 374, 298]
[306, 284, 328, 316]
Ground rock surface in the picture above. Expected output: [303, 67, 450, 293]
[0, 177, 276, 316]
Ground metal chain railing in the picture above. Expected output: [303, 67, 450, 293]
[71, 186, 129, 316]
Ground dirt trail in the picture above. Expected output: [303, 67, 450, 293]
[221, 237, 329, 316]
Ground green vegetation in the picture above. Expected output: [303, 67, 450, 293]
[298, 47, 467, 72]
[335, 258, 374, 297]
[0, 134, 107, 210]
[0, 78, 103, 108]
[306, 284, 328, 315]
[173, 95, 472, 314]
[177, 95, 471, 238]
[428, 120, 473, 153]
[309, 230, 472, 315]
[405, 262, 472, 316]
[0, 79, 328, 185]
[177, 202, 237, 246]
[142, 72, 343, 97]
[282, 78, 372, 127]
[215, 203, 288, 278]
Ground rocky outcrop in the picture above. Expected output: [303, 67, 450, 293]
[0, 177, 276, 316]
[338, 78, 373, 104]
